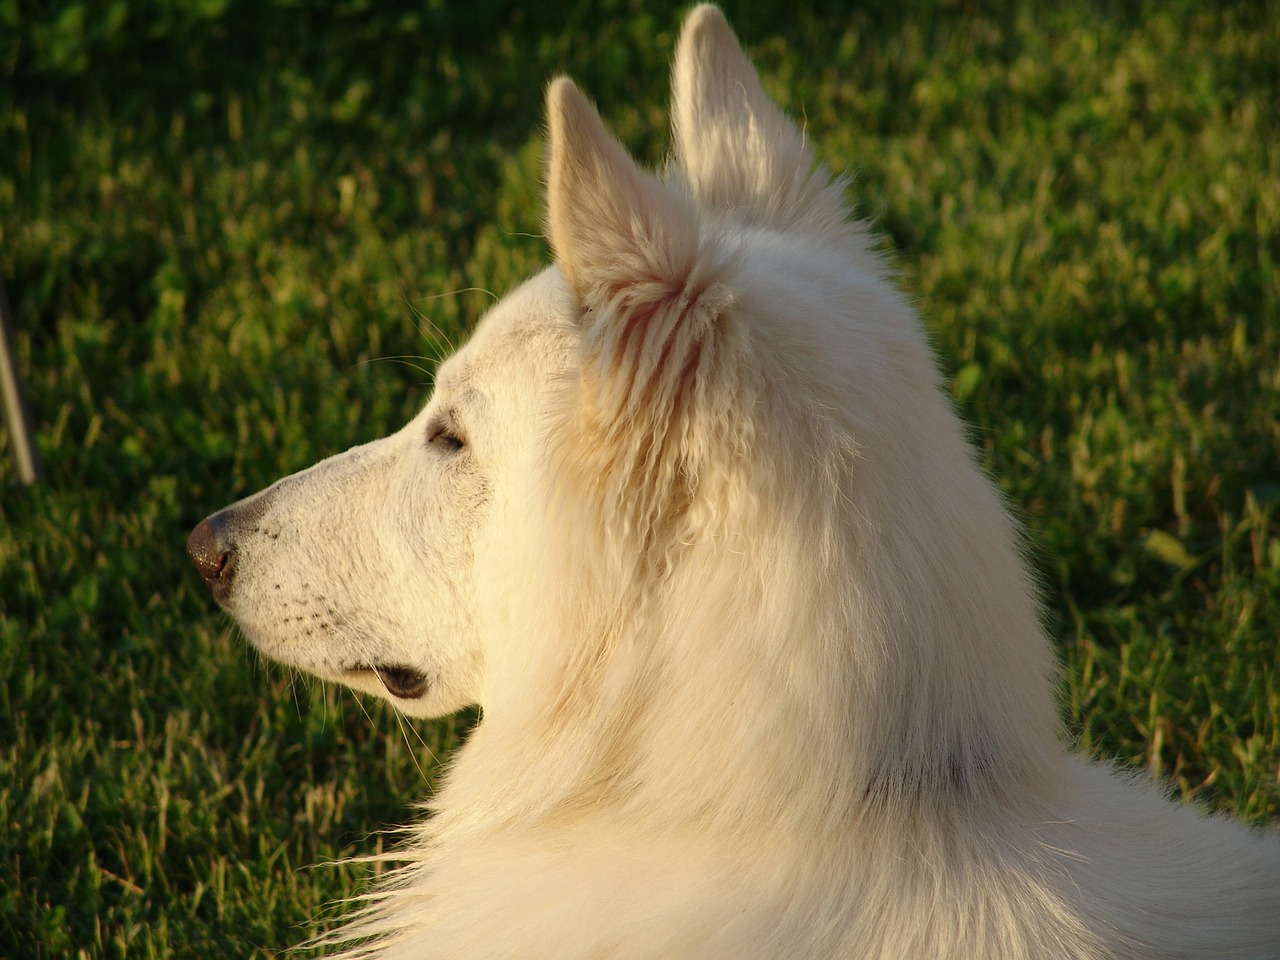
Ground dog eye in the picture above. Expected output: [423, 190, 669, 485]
[427, 421, 465, 453]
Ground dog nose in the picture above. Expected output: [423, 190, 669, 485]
[187, 513, 235, 601]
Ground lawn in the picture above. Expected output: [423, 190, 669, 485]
[2, 1, 1277, 956]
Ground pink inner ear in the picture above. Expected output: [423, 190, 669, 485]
[585, 273, 726, 445]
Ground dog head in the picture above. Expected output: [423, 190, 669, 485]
[188, 6, 842, 718]
[190, 8, 1054, 809]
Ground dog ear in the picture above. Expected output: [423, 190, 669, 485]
[671, 5, 846, 236]
[545, 77, 747, 550]
[546, 76, 704, 310]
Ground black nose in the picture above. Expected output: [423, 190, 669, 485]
[187, 513, 235, 601]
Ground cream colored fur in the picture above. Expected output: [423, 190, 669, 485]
[197, 7, 1280, 957]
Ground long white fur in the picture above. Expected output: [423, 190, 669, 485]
[210, 6, 1280, 957]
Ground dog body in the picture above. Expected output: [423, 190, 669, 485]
[189, 7, 1280, 957]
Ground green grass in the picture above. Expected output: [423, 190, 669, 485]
[2, 0, 1277, 956]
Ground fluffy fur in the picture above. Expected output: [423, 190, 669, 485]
[189, 7, 1280, 957]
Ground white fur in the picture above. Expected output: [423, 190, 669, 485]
[199, 7, 1280, 957]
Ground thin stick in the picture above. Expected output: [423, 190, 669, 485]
[0, 277, 42, 485]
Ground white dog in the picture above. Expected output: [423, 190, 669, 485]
[188, 6, 1280, 957]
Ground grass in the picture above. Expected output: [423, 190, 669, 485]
[2, 0, 1277, 956]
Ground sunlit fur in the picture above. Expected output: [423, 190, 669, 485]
[204, 6, 1280, 957]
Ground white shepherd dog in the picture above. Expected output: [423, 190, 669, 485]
[189, 7, 1280, 958]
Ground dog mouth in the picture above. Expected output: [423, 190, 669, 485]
[350, 664, 430, 700]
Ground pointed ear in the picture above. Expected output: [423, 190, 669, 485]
[671, 5, 846, 236]
[546, 76, 702, 309]
[544, 76, 748, 552]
